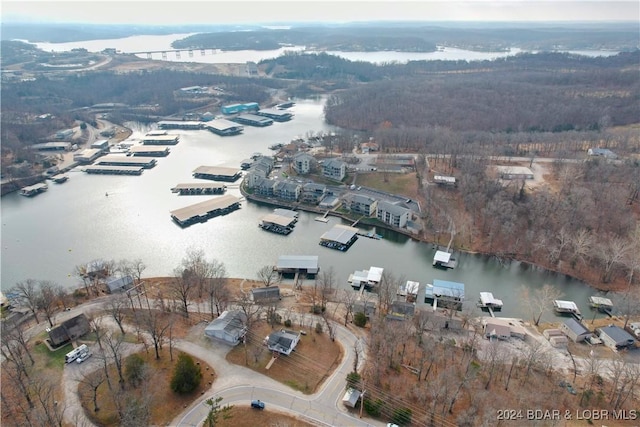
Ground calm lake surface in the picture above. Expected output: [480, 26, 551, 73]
[0, 98, 610, 322]
[2, 34, 617, 322]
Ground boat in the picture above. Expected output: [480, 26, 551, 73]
[20, 182, 48, 197]
[258, 223, 292, 235]
[478, 292, 503, 311]
[553, 300, 582, 320]
[588, 296, 613, 314]
[51, 174, 69, 184]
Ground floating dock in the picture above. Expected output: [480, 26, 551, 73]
[203, 119, 244, 136]
[95, 155, 157, 169]
[231, 113, 273, 127]
[128, 146, 171, 157]
[259, 213, 296, 235]
[193, 166, 242, 182]
[553, 300, 583, 320]
[51, 174, 69, 183]
[319, 224, 359, 252]
[433, 250, 457, 269]
[588, 296, 613, 315]
[478, 292, 503, 317]
[84, 165, 144, 175]
[157, 120, 202, 130]
[170, 194, 241, 227]
[171, 183, 227, 195]
[20, 182, 48, 197]
[276, 101, 295, 109]
[256, 108, 294, 122]
[142, 134, 179, 145]
[275, 255, 319, 276]
[348, 266, 384, 291]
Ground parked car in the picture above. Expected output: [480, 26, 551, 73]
[251, 400, 265, 410]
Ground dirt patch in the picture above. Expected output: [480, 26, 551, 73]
[216, 404, 315, 427]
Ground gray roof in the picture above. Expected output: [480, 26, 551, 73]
[205, 310, 247, 336]
[347, 193, 377, 205]
[302, 182, 327, 192]
[251, 286, 280, 301]
[599, 325, 635, 345]
[377, 200, 410, 216]
[106, 275, 134, 292]
[267, 330, 299, 353]
[277, 255, 319, 270]
[563, 318, 591, 335]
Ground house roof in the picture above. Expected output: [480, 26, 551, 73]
[599, 325, 635, 345]
[377, 200, 410, 217]
[205, 310, 247, 337]
[106, 275, 134, 292]
[563, 318, 591, 335]
[324, 158, 346, 168]
[267, 330, 300, 353]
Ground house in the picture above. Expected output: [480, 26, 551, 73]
[484, 322, 511, 340]
[342, 388, 361, 408]
[597, 325, 636, 350]
[292, 152, 315, 175]
[204, 310, 247, 346]
[376, 200, 411, 228]
[251, 286, 281, 304]
[587, 148, 617, 159]
[344, 194, 378, 217]
[266, 329, 301, 355]
[105, 275, 134, 293]
[274, 181, 301, 201]
[495, 165, 534, 180]
[47, 313, 91, 347]
[322, 158, 347, 181]
[560, 318, 592, 343]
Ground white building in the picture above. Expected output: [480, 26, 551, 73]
[322, 158, 346, 181]
[292, 152, 315, 175]
[376, 200, 410, 228]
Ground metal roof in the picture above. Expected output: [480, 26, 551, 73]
[427, 279, 465, 299]
[434, 251, 452, 263]
[262, 213, 295, 227]
[170, 194, 240, 222]
[277, 255, 319, 271]
[320, 224, 358, 244]
[193, 166, 241, 176]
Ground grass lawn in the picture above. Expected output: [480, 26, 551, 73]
[34, 341, 73, 370]
[226, 321, 343, 394]
[355, 171, 419, 199]
[78, 347, 215, 426]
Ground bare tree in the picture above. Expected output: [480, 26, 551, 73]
[103, 330, 126, 388]
[1, 320, 35, 366]
[236, 293, 264, 365]
[37, 280, 59, 328]
[31, 376, 66, 427]
[106, 294, 129, 335]
[137, 309, 171, 360]
[77, 370, 106, 413]
[595, 235, 630, 284]
[205, 259, 229, 318]
[11, 279, 41, 324]
[338, 289, 359, 326]
[257, 264, 280, 288]
[520, 284, 564, 326]
[170, 266, 194, 318]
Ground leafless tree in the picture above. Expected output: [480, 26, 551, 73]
[236, 293, 264, 365]
[136, 309, 171, 360]
[181, 247, 214, 299]
[317, 266, 337, 311]
[77, 369, 106, 412]
[205, 259, 229, 318]
[611, 286, 640, 329]
[11, 279, 41, 324]
[170, 266, 194, 318]
[106, 294, 129, 335]
[31, 376, 66, 427]
[1, 320, 35, 366]
[37, 280, 59, 327]
[338, 289, 359, 326]
[257, 264, 280, 288]
[103, 330, 126, 388]
[595, 234, 630, 284]
[520, 284, 564, 326]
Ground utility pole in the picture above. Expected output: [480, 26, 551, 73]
[359, 389, 366, 418]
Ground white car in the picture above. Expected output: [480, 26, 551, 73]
[76, 352, 92, 363]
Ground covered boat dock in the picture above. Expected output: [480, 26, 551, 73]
[142, 135, 180, 145]
[425, 279, 465, 311]
[204, 119, 244, 136]
[319, 224, 359, 251]
[96, 155, 157, 169]
[171, 183, 227, 195]
[231, 113, 273, 127]
[193, 166, 242, 182]
[84, 165, 144, 175]
[275, 255, 319, 276]
[170, 194, 241, 227]
[128, 146, 171, 157]
[256, 108, 294, 122]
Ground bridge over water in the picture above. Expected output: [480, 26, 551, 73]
[129, 48, 222, 59]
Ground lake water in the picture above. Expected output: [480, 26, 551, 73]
[0, 97, 611, 322]
[26, 33, 621, 65]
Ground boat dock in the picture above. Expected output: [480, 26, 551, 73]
[142, 134, 179, 145]
[170, 194, 241, 228]
[357, 231, 382, 240]
[276, 101, 295, 109]
[314, 210, 331, 223]
[20, 182, 48, 197]
[231, 113, 273, 127]
[171, 183, 227, 195]
[433, 250, 457, 269]
[95, 155, 157, 169]
[424, 279, 465, 312]
[193, 166, 242, 182]
[51, 174, 69, 184]
[256, 108, 293, 122]
[553, 300, 583, 320]
[203, 119, 244, 136]
[477, 292, 503, 317]
[128, 146, 171, 157]
[319, 224, 359, 251]
[589, 296, 613, 316]
[84, 165, 144, 175]
[259, 213, 297, 235]
[348, 266, 384, 291]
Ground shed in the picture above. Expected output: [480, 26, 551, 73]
[105, 275, 134, 293]
[342, 388, 361, 408]
[251, 286, 281, 303]
[597, 325, 636, 350]
[204, 310, 247, 346]
[560, 318, 592, 343]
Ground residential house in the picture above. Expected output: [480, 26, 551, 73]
[204, 310, 247, 346]
[587, 148, 617, 159]
[274, 181, 301, 202]
[105, 275, 134, 293]
[292, 152, 315, 175]
[484, 322, 511, 341]
[250, 286, 281, 304]
[377, 200, 411, 228]
[47, 313, 91, 347]
[344, 194, 378, 217]
[301, 182, 327, 204]
[245, 170, 269, 188]
[560, 318, 592, 343]
[597, 325, 636, 350]
[322, 158, 347, 181]
[266, 329, 301, 356]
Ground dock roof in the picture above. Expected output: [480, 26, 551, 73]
[434, 251, 452, 263]
[554, 300, 579, 311]
[172, 183, 226, 191]
[276, 255, 319, 273]
[320, 224, 359, 244]
[367, 266, 384, 283]
[479, 292, 503, 306]
[262, 213, 295, 227]
[428, 279, 465, 299]
[193, 166, 242, 177]
[128, 146, 170, 153]
[206, 118, 242, 131]
[170, 194, 240, 223]
[96, 155, 157, 166]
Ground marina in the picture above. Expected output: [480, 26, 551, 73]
[83, 165, 144, 175]
[95, 155, 157, 169]
[231, 113, 274, 127]
[319, 224, 359, 251]
[259, 213, 296, 235]
[19, 182, 48, 197]
[193, 166, 242, 182]
[169, 194, 242, 227]
[171, 183, 227, 195]
[553, 300, 583, 320]
[128, 145, 171, 157]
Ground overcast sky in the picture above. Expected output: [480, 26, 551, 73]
[2, 1, 639, 25]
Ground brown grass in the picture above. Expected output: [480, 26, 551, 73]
[216, 404, 316, 427]
[78, 347, 215, 426]
[226, 321, 343, 395]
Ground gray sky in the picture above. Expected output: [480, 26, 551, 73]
[2, 1, 639, 24]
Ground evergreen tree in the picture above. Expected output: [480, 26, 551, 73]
[170, 353, 202, 394]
